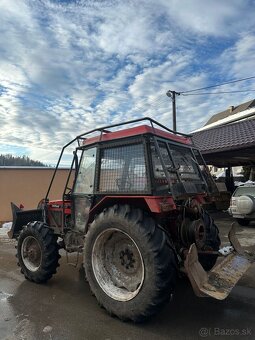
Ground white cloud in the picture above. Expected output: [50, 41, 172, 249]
[95, 3, 159, 55]
[219, 33, 255, 78]
[0, 0, 255, 164]
[159, 0, 253, 37]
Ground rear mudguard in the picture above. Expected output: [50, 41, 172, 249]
[8, 202, 43, 239]
[185, 223, 254, 300]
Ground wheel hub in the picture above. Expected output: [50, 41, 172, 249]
[21, 236, 42, 272]
[26, 246, 40, 262]
[119, 248, 135, 269]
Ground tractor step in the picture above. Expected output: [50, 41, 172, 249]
[185, 223, 255, 300]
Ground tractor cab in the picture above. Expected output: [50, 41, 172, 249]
[65, 119, 216, 234]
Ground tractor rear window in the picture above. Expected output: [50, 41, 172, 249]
[98, 143, 149, 193]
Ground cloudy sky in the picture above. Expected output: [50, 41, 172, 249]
[1, 0, 255, 165]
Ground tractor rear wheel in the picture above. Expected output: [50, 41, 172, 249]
[84, 205, 177, 322]
[17, 221, 60, 283]
[198, 209, 220, 271]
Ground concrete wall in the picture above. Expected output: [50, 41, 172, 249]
[0, 167, 73, 221]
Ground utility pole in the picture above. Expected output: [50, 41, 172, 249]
[166, 90, 180, 132]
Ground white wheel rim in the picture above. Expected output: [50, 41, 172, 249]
[21, 236, 42, 272]
[92, 228, 145, 301]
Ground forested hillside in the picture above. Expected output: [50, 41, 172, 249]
[0, 154, 46, 167]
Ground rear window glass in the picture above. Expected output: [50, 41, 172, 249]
[233, 186, 255, 197]
[98, 143, 149, 193]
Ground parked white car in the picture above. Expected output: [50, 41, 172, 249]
[228, 182, 255, 226]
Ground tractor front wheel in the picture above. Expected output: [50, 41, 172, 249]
[17, 221, 60, 283]
[84, 205, 177, 322]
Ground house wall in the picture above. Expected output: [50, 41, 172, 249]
[0, 168, 74, 221]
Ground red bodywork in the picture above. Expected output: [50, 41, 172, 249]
[47, 196, 176, 218]
[47, 200, 71, 230]
[47, 194, 206, 233]
[84, 125, 192, 147]
[47, 200, 72, 214]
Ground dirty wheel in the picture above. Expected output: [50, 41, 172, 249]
[198, 209, 220, 271]
[92, 228, 145, 302]
[84, 205, 177, 322]
[17, 221, 60, 283]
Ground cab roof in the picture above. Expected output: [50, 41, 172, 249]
[83, 124, 192, 147]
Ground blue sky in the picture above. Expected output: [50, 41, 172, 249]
[0, 0, 255, 165]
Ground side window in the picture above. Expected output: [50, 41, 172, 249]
[98, 143, 148, 193]
[74, 147, 96, 194]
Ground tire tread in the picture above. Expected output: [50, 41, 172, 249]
[17, 221, 60, 283]
[84, 204, 177, 322]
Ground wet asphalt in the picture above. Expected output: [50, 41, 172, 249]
[0, 211, 255, 340]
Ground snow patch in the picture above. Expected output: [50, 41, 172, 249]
[2, 222, 12, 230]
[0, 222, 13, 241]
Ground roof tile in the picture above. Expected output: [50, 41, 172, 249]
[192, 118, 255, 153]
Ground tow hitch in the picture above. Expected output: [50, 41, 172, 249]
[185, 223, 255, 300]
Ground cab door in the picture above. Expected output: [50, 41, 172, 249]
[72, 147, 97, 232]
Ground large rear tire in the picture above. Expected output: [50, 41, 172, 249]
[17, 221, 60, 283]
[198, 209, 220, 271]
[84, 205, 177, 322]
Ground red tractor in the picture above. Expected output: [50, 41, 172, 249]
[9, 118, 254, 322]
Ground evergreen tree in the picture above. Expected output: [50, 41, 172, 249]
[0, 154, 47, 167]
